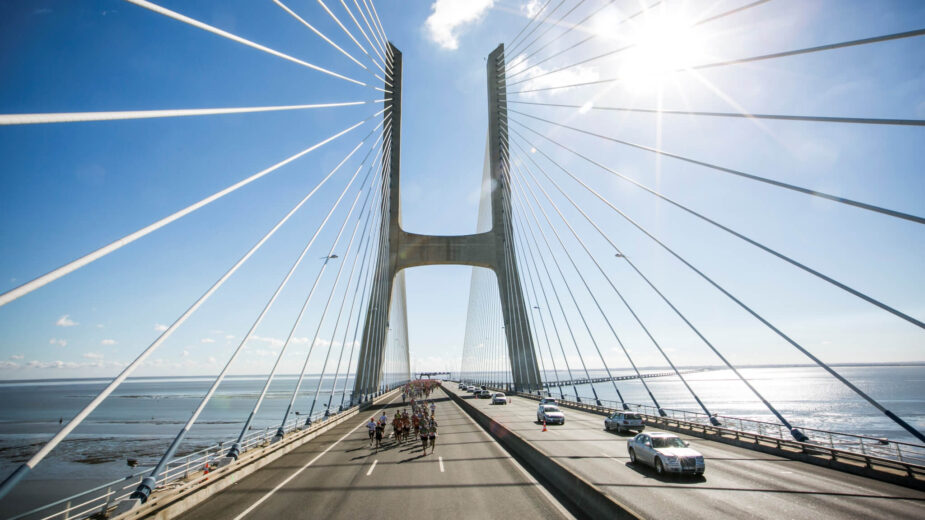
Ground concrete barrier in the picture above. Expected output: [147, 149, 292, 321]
[113, 389, 401, 520]
[442, 387, 641, 520]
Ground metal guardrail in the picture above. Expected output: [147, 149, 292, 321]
[8, 386, 405, 520]
[506, 389, 925, 477]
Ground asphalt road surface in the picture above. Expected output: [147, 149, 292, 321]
[176, 392, 573, 520]
[447, 385, 925, 519]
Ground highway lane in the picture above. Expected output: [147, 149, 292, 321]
[176, 392, 573, 520]
[448, 385, 925, 519]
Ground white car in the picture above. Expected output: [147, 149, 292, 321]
[605, 411, 645, 433]
[627, 432, 704, 476]
[539, 397, 557, 406]
[537, 404, 565, 425]
[491, 392, 508, 405]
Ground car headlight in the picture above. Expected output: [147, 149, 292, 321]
[663, 455, 680, 464]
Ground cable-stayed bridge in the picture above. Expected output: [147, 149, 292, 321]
[0, 1, 923, 519]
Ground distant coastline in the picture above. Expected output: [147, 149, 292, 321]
[1, 362, 922, 384]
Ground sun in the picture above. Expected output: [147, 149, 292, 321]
[619, 10, 708, 91]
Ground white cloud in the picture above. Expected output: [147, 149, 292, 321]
[154, 323, 168, 332]
[49, 338, 67, 347]
[181, 350, 190, 357]
[523, 0, 543, 17]
[201, 338, 216, 344]
[10, 354, 24, 360]
[207, 356, 217, 364]
[101, 339, 116, 346]
[425, 0, 494, 50]
[96, 324, 104, 329]
[24, 359, 121, 369]
[56, 315, 78, 327]
[0, 361, 20, 369]
[83, 352, 104, 359]
[225, 334, 235, 340]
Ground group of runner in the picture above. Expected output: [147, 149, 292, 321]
[366, 380, 442, 455]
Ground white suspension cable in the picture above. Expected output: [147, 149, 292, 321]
[273, 0, 385, 83]
[0, 122, 383, 498]
[316, 0, 387, 74]
[122, 0, 370, 87]
[232, 131, 386, 444]
[364, 0, 392, 55]
[0, 110, 383, 308]
[353, 0, 388, 56]
[338, 0, 387, 65]
[0, 100, 374, 126]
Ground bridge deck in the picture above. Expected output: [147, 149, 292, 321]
[175, 393, 572, 520]
[445, 386, 924, 519]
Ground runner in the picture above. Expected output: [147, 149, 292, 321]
[374, 420, 384, 449]
[428, 418, 438, 453]
[402, 412, 411, 443]
[366, 417, 377, 447]
[419, 418, 430, 454]
[392, 413, 402, 442]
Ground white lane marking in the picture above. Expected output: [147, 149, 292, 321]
[438, 456, 445, 473]
[366, 459, 378, 476]
[447, 388, 575, 520]
[603, 452, 623, 463]
[234, 394, 398, 520]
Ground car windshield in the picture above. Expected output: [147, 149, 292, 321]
[651, 436, 686, 448]
[543, 406, 560, 412]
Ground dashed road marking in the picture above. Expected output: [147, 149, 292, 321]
[233, 393, 399, 520]
[438, 456, 445, 472]
[366, 459, 378, 476]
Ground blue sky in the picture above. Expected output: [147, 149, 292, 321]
[0, 0, 923, 380]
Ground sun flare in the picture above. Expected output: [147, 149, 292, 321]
[620, 11, 708, 90]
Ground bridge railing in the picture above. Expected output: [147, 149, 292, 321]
[514, 391, 925, 471]
[557, 393, 925, 467]
[9, 409, 332, 520]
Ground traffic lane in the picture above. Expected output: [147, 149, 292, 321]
[178, 392, 572, 520]
[450, 387, 925, 519]
[176, 395, 404, 520]
[330, 394, 572, 519]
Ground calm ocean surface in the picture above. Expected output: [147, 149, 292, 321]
[0, 365, 922, 499]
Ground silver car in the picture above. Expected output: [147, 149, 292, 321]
[627, 432, 704, 476]
[537, 404, 565, 425]
[491, 392, 508, 405]
[605, 411, 645, 433]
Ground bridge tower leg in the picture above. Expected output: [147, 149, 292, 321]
[485, 45, 543, 392]
[352, 43, 542, 401]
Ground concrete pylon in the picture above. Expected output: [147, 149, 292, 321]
[353, 43, 542, 399]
